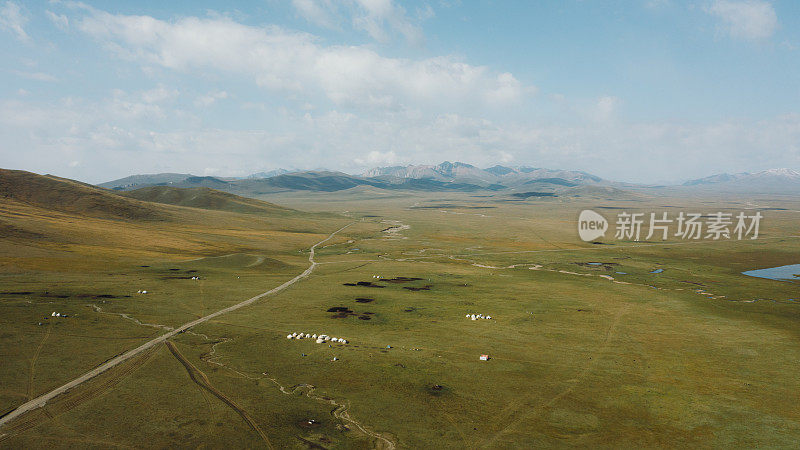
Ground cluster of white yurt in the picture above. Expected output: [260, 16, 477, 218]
[466, 313, 492, 320]
[51, 311, 65, 317]
[190, 276, 200, 280]
[286, 331, 348, 344]
[372, 275, 382, 279]
[137, 290, 148, 294]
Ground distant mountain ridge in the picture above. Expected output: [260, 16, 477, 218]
[97, 164, 800, 195]
[682, 168, 800, 193]
[362, 162, 601, 186]
[100, 162, 604, 194]
[246, 169, 291, 179]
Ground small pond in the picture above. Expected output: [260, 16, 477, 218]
[742, 264, 800, 282]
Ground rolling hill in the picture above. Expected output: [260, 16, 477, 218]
[119, 186, 292, 215]
[0, 169, 164, 221]
[98, 173, 194, 190]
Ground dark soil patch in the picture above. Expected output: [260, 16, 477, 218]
[140, 265, 150, 267]
[1, 291, 34, 295]
[379, 277, 424, 284]
[328, 306, 358, 319]
[169, 268, 180, 271]
[73, 293, 131, 299]
[358, 315, 372, 320]
[355, 297, 374, 303]
[163, 276, 195, 280]
[43, 292, 69, 298]
[404, 285, 432, 291]
[342, 282, 384, 288]
[404, 307, 417, 312]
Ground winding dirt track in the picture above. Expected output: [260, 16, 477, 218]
[0, 222, 353, 431]
[166, 341, 273, 449]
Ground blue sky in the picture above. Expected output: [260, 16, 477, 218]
[1, 0, 798, 183]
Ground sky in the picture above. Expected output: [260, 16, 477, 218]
[0, 0, 798, 184]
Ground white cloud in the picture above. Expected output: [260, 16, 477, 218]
[645, 0, 671, 10]
[354, 150, 400, 166]
[351, 0, 424, 45]
[593, 95, 620, 122]
[194, 90, 228, 107]
[13, 71, 58, 82]
[486, 72, 535, 105]
[292, 0, 338, 29]
[141, 85, 179, 104]
[498, 150, 513, 163]
[706, 0, 777, 41]
[1, 95, 799, 183]
[45, 10, 69, 30]
[292, 0, 427, 45]
[74, 8, 529, 109]
[0, 1, 29, 41]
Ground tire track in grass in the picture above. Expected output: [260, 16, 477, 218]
[0, 344, 159, 443]
[165, 341, 273, 449]
[480, 303, 631, 448]
[27, 323, 52, 400]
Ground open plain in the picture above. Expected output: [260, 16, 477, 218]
[1, 171, 799, 448]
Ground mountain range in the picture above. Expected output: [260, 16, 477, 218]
[681, 168, 800, 194]
[96, 163, 800, 195]
[99, 162, 604, 194]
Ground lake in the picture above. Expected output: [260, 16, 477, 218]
[742, 264, 800, 282]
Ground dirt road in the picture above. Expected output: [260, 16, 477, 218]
[0, 222, 353, 431]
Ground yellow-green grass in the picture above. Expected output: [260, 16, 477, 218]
[2, 186, 800, 448]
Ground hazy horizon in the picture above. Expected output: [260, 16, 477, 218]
[2, 1, 799, 184]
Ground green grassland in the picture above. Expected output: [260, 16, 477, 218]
[1, 171, 799, 448]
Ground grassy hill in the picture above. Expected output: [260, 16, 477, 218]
[119, 186, 292, 215]
[0, 169, 164, 221]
